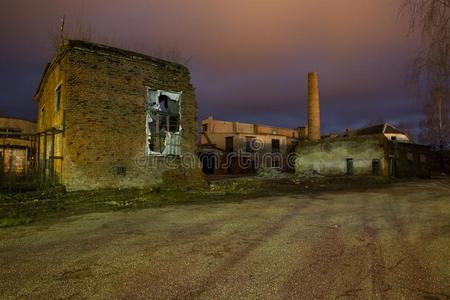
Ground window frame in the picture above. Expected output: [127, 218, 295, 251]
[146, 88, 183, 156]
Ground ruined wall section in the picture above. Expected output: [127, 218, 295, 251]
[63, 45, 203, 190]
[296, 135, 389, 176]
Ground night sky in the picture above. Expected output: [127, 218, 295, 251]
[0, 0, 422, 134]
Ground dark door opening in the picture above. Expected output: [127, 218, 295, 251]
[201, 154, 215, 175]
[372, 159, 380, 176]
[225, 136, 234, 152]
[346, 158, 353, 175]
[389, 158, 396, 177]
[271, 139, 280, 153]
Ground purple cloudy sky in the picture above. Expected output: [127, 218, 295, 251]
[0, 0, 422, 133]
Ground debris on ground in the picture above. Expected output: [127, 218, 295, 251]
[256, 167, 286, 178]
[297, 169, 324, 178]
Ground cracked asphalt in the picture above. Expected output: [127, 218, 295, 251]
[1, 179, 449, 299]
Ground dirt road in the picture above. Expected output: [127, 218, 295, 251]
[1, 179, 449, 299]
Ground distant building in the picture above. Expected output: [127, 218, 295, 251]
[296, 72, 430, 178]
[296, 134, 430, 177]
[199, 116, 307, 174]
[350, 123, 412, 143]
[34, 40, 204, 191]
[0, 117, 36, 174]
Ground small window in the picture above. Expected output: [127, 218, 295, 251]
[0, 128, 21, 138]
[114, 166, 127, 176]
[202, 124, 208, 132]
[391, 136, 397, 141]
[272, 139, 280, 153]
[55, 85, 62, 112]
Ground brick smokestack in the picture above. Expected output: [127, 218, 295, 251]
[308, 71, 321, 141]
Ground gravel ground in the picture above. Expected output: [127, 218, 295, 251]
[0, 178, 449, 299]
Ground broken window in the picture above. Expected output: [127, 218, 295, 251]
[146, 89, 182, 155]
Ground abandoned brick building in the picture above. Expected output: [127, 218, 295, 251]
[0, 117, 36, 174]
[199, 116, 307, 174]
[34, 40, 204, 191]
[296, 72, 431, 177]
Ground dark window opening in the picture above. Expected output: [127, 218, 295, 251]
[0, 128, 22, 138]
[391, 136, 397, 141]
[246, 137, 256, 153]
[202, 124, 208, 132]
[55, 85, 62, 112]
[346, 158, 354, 175]
[41, 106, 45, 126]
[114, 166, 127, 176]
[158, 94, 169, 112]
[272, 139, 280, 153]
[272, 158, 281, 168]
[225, 136, 234, 152]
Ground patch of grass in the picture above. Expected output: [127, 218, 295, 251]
[0, 175, 423, 228]
[0, 217, 32, 228]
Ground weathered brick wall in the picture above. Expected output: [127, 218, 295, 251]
[391, 143, 431, 177]
[296, 135, 390, 176]
[35, 54, 68, 181]
[38, 41, 205, 191]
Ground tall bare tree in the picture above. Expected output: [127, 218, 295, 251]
[401, 0, 449, 147]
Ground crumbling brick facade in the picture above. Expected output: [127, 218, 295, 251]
[35, 40, 205, 191]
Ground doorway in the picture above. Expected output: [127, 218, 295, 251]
[346, 158, 353, 175]
[372, 159, 380, 176]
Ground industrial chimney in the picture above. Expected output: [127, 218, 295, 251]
[308, 72, 321, 141]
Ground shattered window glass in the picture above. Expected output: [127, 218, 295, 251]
[146, 89, 182, 156]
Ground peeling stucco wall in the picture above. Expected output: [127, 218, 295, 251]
[296, 135, 389, 176]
